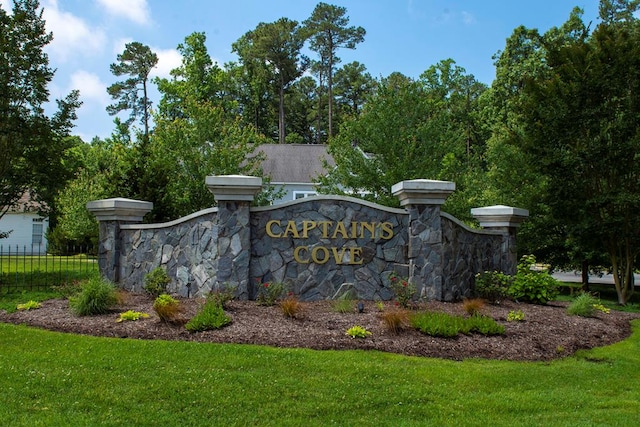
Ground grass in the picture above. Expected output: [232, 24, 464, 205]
[0, 253, 98, 289]
[0, 320, 639, 425]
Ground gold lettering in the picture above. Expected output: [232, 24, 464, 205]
[331, 222, 348, 239]
[266, 220, 282, 238]
[293, 246, 309, 263]
[311, 246, 330, 264]
[349, 247, 364, 265]
[361, 222, 375, 239]
[331, 247, 348, 264]
[350, 222, 358, 239]
[380, 222, 394, 239]
[301, 220, 316, 238]
[283, 221, 300, 238]
[317, 221, 331, 238]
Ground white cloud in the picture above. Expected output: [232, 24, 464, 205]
[0, 0, 11, 12]
[151, 48, 182, 79]
[96, 0, 150, 25]
[42, 0, 107, 63]
[69, 70, 110, 106]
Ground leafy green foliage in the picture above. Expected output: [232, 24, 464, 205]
[345, 325, 371, 338]
[207, 284, 236, 309]
[567, 293, 610, 317]
[388, 272, 417, 308]
[16, 300, 42, 311]
[143, 267, 171, 297]
[117, 310, 149, 322]
[69, 276, 118, 316]
[474, 271, 512, 303]
[153, 294, 183, 324]
[185, 300, 231, 332]
[507, 310, 526, 322]
[508, 255, 559, 304]
[256, 281, 285, 306]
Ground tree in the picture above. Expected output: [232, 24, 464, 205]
[234, 19, 308, 143]
[106, 42, 158, 143]
[303, 3, 365, 139]
[0, 0, 80, 234]
[333, 61, 375, 118]
[520, 2, 640, 304]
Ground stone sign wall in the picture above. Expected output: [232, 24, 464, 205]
[87, 176, 528, 302]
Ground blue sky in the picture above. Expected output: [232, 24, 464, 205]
[1, 0, 602, 141]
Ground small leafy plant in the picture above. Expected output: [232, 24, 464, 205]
[507, 309, 525, 322]
[474, 271, 512, 303]
[16, 300, 42, 311]
[69, 275, 118, 316]
[185, 300, 231, 332]
[410, 311, 505, 337]
[256, 281, 285, 306]
[388, 272, 417, 308]
[208, 284, 236, 309]
[345, 325, 372, 339]
[117, 310, 149, 322]
[153, 294, 183, 324]
[508, 255, 559, 305]
[143, 267, 171, 297]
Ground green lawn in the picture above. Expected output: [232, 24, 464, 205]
[0, 319, 639, 426]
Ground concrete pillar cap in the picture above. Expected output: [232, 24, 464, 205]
[206, 175, 263, 202]
[471, 205, 529, 228]
[392, 179, 455, 207]
[86, 198, 153, 222]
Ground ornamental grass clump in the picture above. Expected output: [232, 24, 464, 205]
[153, 294, 183, 324]
[463, 298, 486, 316]
[69, 275, 118, 316]
[279, 293, 303, 319]
[410, 311, 505, 338]
[379, 308, 410, 334]
[567, 292, 610, 317]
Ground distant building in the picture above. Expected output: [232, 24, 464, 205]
[0, 191, 49, 254]
[253, 144, 336, 204]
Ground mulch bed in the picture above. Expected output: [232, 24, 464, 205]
[1, 293, 638, 361]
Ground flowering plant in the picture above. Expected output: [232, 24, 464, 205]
[388, 272, 416, 308]
[256, 280, 285, 306]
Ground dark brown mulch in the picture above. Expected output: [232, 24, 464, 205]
[1, 293, 638, 361]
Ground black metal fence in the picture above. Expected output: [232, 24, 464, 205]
[0, 244, 98, 291]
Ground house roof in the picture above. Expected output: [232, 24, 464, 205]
[253, 144, 335, 184]
[3, 191, 46, 213]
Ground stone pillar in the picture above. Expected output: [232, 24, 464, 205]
[392, 179, 455, 300]
[470, 205, 529, 274]
[86, 198, 153, 283]
[206, 175, 262, 299]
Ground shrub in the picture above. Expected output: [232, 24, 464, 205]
[153, 294, 183, 324]
[256, 281, 285, 306]
[279, 294, 303, 319]
[507, 309, 526, 322]
[143, 267, 171, 297]
[508, 255, 559, 305]
[567, 292, 603, 317]
[474, 271, 512, 303]
[380, 309, 409, 334]
[16, 300, 42, 311]
[117, 310, 149, 322]
[345, 325, 371, 338]
[388, 272, 417, 308]
[465, 314, 505, 335]
[208, 284, 236, 309]
[69, 276, 118, 316]
[185, 301, 231, 332]
[463, 298, 486, 316]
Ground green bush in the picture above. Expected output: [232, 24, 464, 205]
[388, 272, 417, 308]
[410, 311, 505, 337]
[567, 292, 601, 317]
[208, 284, 236, 309]
[256, 281, 285, 306]
[185, 301, 231, 332]
[474, 271, 512, 303]
[69, 276, 118, 316]
[508, 255, 559, 305]
[143, 267, 171, 297]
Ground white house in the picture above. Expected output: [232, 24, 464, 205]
[253, 144, 336, 204]
[0, 192, 49, 254]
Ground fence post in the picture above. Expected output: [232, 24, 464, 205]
[470, 205, 529, 275]
[206, 175, 262, 300]
[86, 198, 153, 283]
[392, 179, 456, 301]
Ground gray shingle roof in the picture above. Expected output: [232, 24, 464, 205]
[253, 144, 335, 184]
